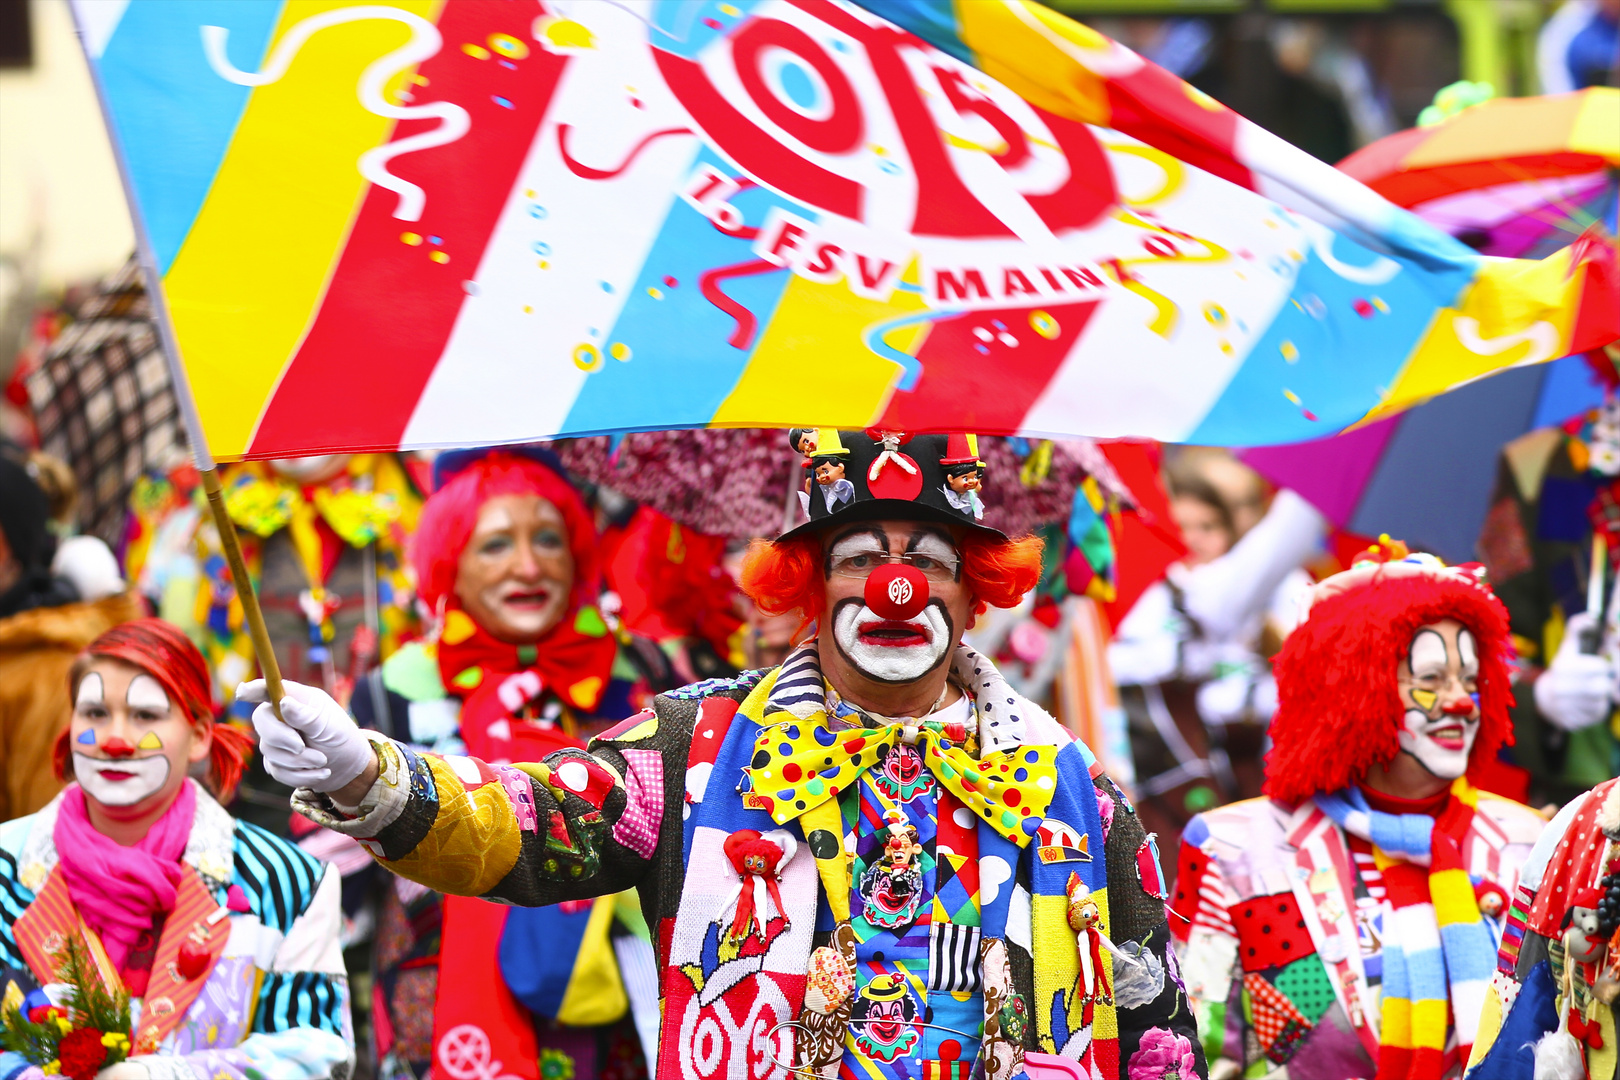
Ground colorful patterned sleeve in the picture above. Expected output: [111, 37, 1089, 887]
[294, 708, 683, 910]
[1170, 813, 1240, 1067]
[1093, 775, 1209, 1078]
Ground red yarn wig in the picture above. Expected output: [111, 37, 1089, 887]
[412, 452, 599, 614]
[54, 618, 253, 800]
[739, 528, 1045, 636]
[1264, 571, 1515, 805]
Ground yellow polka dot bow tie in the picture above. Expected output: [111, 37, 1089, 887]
[741, 712, 1057, 846]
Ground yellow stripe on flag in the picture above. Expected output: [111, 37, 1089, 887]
[1355, 246, 1583, 427]
[164, 0, 439, 460]
[713, 271, 926, 429]
[953, 0, 1115, 127]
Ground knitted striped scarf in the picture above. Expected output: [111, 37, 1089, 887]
[1314, 779, 1495, 1080]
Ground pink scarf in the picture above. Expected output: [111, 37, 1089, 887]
[53, 780, 196, 971]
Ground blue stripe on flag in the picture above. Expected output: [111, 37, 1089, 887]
[1187, 230, 1477, 446]
[559, 153, 795, 436]
[96, 1, 281, 273]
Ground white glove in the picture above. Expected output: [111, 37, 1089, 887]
[237, 679, 373, 792]
[96, 1059, 151, 1079]
[1534, 613, 1615, 732]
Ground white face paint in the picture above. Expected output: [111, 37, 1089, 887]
[74, 672, 104, 712]
[72, 752, 172, 806]
[126, 674, 171, 713]
[832, 600, 952, 684]
[1396, 622, 1480, 780]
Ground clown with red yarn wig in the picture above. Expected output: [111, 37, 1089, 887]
[0, 618, 354, 1080]
[249, 429, 1205, 1079]
[1169, 545, 1546, 1080]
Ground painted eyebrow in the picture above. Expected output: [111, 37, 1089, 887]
[825, 526, 888, 575]
[1408, 628, 1449, 672]
[905, 529, 957, 555]
[828, 527, 887, 556]
[75, 673, 104, 708]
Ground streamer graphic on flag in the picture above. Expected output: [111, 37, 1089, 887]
[74, 0, 1617, 462]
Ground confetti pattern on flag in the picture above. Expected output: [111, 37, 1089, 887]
[74, 0, 1618, 462]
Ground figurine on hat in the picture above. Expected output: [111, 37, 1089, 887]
[782, 429, 1005, 539]
[940, 433, 986, 520]
[797, 428, 855, 515]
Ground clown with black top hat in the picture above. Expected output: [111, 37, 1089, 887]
[247, 429, 1205, 1079]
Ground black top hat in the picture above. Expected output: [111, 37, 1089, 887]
[781, 429, 1003, 541]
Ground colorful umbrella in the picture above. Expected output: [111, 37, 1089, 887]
[1243, 91, 1620, 561]
[1338, 88, 1619, 258]
[1240, 351, 1612, 564]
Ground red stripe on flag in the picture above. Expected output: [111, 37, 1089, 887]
[248, 3, 570, 457]
[1104, 64, 1254, 193]
[876, 298, 1099, 434]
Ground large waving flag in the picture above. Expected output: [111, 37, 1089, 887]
[74, 0, 1617, 463]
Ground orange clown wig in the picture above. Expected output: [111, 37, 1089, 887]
[738, 528, 1044, 635]
[1263, 565, 1515, 806]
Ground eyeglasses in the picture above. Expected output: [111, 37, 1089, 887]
[829, 550, 960, 583]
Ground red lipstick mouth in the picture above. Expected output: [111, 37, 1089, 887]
[500, 588, 553, 610]
[1425, 723, 1468, 751]
[98, 768, 136, 781]
[857, 620, 929, 648]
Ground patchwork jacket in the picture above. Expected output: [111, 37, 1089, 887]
[0, 781, 354, 1080]
[298, 647, 1204, 1079]
[1171, 793, 1543, 1078]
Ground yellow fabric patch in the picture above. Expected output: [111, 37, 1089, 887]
[1468, 982, 1504, 1070]
[555, 896, 629, 1026]
[388, 756, 524, 898]
[1593, 1000, 1618, 1080]
[568, 676, 604, 708]
[614, 715, 659, 743]
[1031, 893, 1082, 1054]
[442, 609, 478, 646]
[1381, 994, 1412, 1049]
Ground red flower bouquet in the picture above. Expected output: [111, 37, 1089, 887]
[0, 936, 133, 1079]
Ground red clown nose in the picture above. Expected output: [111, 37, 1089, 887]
[865, 564, 929, 621]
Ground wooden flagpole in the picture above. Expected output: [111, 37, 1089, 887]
[199, 469, 287, 710]
[71, 8, 285, 720]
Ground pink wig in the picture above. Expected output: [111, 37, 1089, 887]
[411, 452, 599, 613]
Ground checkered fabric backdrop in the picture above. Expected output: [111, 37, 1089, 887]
[25, 259, 186, 546]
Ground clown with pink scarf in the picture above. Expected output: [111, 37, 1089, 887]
[0, 620, 352, 1080]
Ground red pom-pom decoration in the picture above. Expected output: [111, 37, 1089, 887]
[865, 564, 929, 621]
[57, 1026, 108, 1080]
